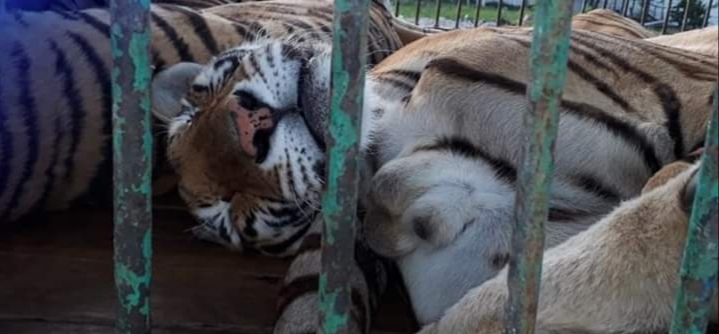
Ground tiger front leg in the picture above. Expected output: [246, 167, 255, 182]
[418, 160, 710, 334]
[362, 148, 518, 325]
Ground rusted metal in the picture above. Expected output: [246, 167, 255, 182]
[503, 0, 574, 333]
[110, 0, 154, 333]
[668, 86, 719, 334]
[319, 0, 371, 333]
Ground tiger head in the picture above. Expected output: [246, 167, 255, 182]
[151, 39, 335, 256]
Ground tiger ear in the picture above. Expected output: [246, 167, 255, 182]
[151, 62, 205, 124]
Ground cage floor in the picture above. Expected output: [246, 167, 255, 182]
[0, 196, 416, 334]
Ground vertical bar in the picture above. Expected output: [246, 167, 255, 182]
[621, 0, 630, 15]
[415, 0, 422, 25]
[110, 0, 153, 333]
[474, 0, 482, 26]
[602, 0, 609, 9]
[455, 0, 465, 29]
[703, 0, 714, 27]
[518, 0, 528, 25]
[503, 0, 574, 333]
[496, 0, 504, 26]
[680, 0, 691, 31]
[319, 0, 370, 333]
[668, 86, 719, 334]
[434, 0, 442, 27]
[640, 0, 649, 24]
[395, 0, 400, 16]
[581, 0, 590, 13]
[661, 0, 673, 34]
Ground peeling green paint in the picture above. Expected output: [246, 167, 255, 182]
[669, 86, 718, 334]
[319, 273, 349, 333]
[319, 1, 372, 333]
[503, 1, 574, 334]
[111, 0, 153, 332]
[130, 33, 151, 92]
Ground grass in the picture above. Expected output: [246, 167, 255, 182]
[395, 2, 534, 26]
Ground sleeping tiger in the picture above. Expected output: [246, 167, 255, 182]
[0, 0, 422, 224]
[149, 9, 717, 333]
[2, 0, 261, 12]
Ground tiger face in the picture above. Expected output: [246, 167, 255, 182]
[152, 40, 336, 256]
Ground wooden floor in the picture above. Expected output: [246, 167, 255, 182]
[0, 197, 416, 334]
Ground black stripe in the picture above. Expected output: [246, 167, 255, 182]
[55, 35, 87, 188]
[562, 100, 662, 173]
[67, 32, 113, 206]
[296, 232, 322, 254]
[547, 207, 594, 221]
[0, 63, 11, 208]
[415, 136, 517, 184]
[38, 42, 77, 209]
[571, 31, 685, 159]
[12, 11, 29, 28]
[259, 215, 314, 255]
[426, 57, 662, 174]
[151, 12, 195, 62]
[54, 10, 81, 21]
[503, 35, 627, 100]
[639, 46, 717, 82]
[373, 77, 415, 93]
[77, 11, 110, 37]
[576, 17, 647, 38]
[3, 43, 39, 221]
[164, 5, 220, 55]
[232, 21, 256, 41]
[151, 48, 167, 75]
[571, 173, 622, 202]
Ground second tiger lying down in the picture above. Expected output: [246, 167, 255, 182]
[150, 24, 718, 333]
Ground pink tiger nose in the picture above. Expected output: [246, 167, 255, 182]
[226, 96, 274, 158]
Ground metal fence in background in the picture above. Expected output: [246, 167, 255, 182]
[391, 0, 718, 33]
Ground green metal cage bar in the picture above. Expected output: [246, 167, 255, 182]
[110, 0, 154, 332]
[503, 0, 574, 333]
[669, 86, 719, 334]
[319, 0, 372, 333]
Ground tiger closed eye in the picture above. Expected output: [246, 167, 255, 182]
[234, 91, 261, 110]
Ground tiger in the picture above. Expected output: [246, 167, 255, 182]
[0, 0, 418, 224]
[520, 9, 656, 40]
[1, 0, 260, 12]
[569, 8, 657, 39]
[647, 25, 719, 58]
[417, 154, 718, 334]
[149, 12, 717, 333]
